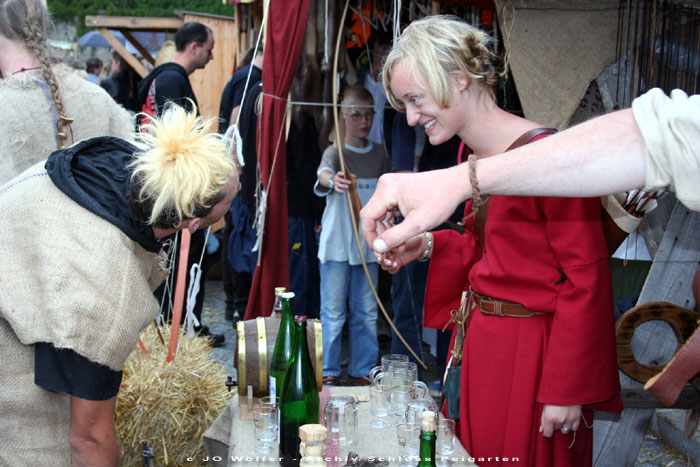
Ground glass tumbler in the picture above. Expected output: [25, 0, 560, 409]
[369, 383, 392, 428]
[437, 418, 456, 456]
[252, 405, 277, 454]
[396, 421, 420, 466]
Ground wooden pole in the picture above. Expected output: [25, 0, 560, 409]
[97, 27, 149, 78]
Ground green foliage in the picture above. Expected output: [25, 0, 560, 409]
[48, 0, 235, 36]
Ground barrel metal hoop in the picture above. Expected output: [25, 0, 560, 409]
[237, 320, 246, 391]
[313, 319, 323, 390]
[256, 317, 268, 393]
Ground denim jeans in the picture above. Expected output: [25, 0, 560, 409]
[390, 259, 429, 372]
[320, 260, 379, 378]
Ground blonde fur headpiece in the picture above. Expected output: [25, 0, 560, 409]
[131, 102, 237, 227]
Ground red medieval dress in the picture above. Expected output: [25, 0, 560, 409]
[424, 142, 622, 467]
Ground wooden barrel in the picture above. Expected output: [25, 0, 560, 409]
[235, 316, 323, 397]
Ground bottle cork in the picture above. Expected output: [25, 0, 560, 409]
[299, 424, 327, 442]
[299, 424, 327, 467]
[421, 410, 436, 432]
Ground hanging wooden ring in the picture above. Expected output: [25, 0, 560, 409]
[616, 301, 699, 383]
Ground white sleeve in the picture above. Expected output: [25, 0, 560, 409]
[632, 88, 700, 211]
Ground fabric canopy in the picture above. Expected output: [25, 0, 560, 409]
[244, 0, 310, 319]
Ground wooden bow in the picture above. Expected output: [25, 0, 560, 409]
[331, 0, 426, 369]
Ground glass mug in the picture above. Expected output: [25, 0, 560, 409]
[391, 382, 429, 419]
[373, 361, 418, 389]
[370, 354, 409, 383]
[405, 397, 439, 425]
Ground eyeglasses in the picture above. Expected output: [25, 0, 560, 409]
[347, 111, 375, 121]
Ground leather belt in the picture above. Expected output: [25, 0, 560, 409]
[473, 290, 545, 318]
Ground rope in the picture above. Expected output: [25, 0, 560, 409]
[233, 0, 269, 129]
[261, 92, 395, 109]
[393, 0, 402, 43]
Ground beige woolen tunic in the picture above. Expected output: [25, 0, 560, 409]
[0, 64, 134, 185]
[0, 162, 168, 465]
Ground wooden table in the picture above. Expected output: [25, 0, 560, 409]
[203, 386, 475, 466]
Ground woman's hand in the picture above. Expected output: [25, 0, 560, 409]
[372, 213, 427, 273]
[360, 165, 471, 254]
[539, 404, 582, 438]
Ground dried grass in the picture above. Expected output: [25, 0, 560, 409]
[115, 323, 234, 466]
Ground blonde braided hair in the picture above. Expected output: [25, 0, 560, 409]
[382, 15, 501, 112]
[2, 0, 72, 148]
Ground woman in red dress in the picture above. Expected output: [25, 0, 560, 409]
[376, 15, 621, 466]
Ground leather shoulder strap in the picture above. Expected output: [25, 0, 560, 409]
[473, 127, 557, 251]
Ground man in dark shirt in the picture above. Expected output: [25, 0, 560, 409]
[137, 21, 214, 117]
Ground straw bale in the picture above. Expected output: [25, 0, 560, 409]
[115, 323, 234, 466]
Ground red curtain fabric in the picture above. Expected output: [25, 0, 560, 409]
[244, 0, 310, 319]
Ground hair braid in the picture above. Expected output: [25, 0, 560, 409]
[22, 15, 73, 148]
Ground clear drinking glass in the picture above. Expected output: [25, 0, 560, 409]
[253, 405, 277, 454]
[259, 395, 280, 408]
[370, 354, 410, 384]
[436, 418, 456, 456]
[369, 383, 392, 428]
[391, 382, 428, 420]
[405, 398, 439, 425]
[396, 421, 420, 466]
[323, 395, 358, 446]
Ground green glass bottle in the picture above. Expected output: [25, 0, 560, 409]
[417, 411, 437, 467]
[269, 291, 295, 397]
[278, 317, 320, 467]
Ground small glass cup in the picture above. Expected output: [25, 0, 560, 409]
[252, 405, 277, 454]
[369, 383, 392, 428]
[259, 395, 280, 408]
[396, 421, 420, 466]
[436, 418, 456, 456]
[323, 395, 358, 446]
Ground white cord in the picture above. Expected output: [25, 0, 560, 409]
[393, 0, 402, 44]
[324, 0, 329, 66]
[234, 0, 270, 129]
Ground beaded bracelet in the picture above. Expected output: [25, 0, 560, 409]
[418, 231, 433, 262]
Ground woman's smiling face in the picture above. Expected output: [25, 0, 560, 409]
[389, 58, 466, 146]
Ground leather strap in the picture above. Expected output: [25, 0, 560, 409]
[474, 290, 544, 318]
[472, 127, 556, 252]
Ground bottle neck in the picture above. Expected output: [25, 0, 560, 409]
[418, 430, 436, 466]
[293, 321, 308, 356]
[281, 297, 295, 320]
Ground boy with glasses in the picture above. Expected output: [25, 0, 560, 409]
[314, 85, 389, 386]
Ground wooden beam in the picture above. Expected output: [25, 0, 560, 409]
[593, 201, 700, 466]
[85, 15, 183, 31]
[120, 30, 155, 65]
[621, 385, 700, 409]
[97, 28, 149, 78]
